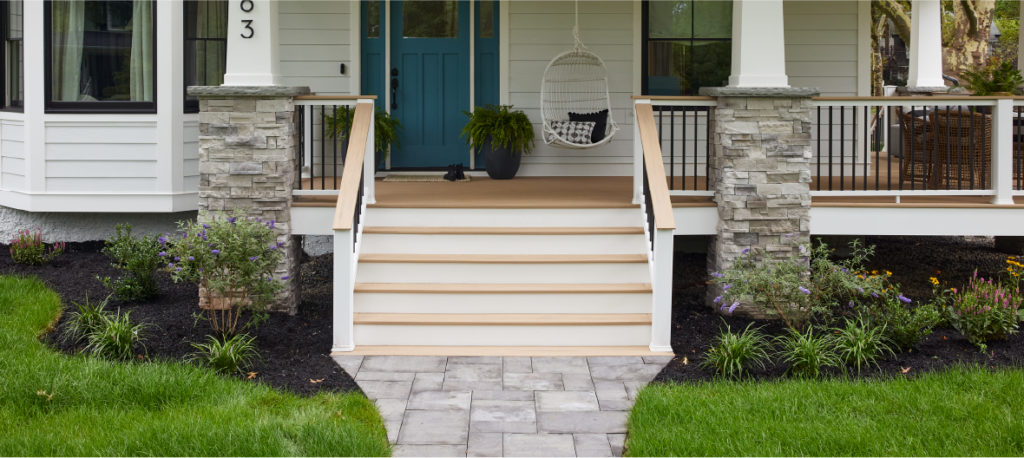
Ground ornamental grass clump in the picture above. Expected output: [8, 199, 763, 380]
[62, 294, 112, 344]
[833, 317, 894, 374]
[98, 224, 163, 302]
[8, 228, 65, 265]
[190, 333, 260, 374]
[774, 326, 840, 379]
[701, 322, 772, 379]
[165, 211, 286, 335]
[84, 311, 148, 360]
[947, 271, 1022, 351]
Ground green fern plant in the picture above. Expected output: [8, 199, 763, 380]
[461, 105, 535, 155]
[325, 106, 402, 157]
[962, 59, 1024, 96]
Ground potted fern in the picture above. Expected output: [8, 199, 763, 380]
[962, 58, 1024, 96]
[461, 105, 535, 179]
[325, 107, 401, 168]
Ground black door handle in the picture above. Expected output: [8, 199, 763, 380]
[390, 68, 399, 110]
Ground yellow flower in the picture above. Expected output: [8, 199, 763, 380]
[929, 277, 940, 286]
[885, 270, 893, 276]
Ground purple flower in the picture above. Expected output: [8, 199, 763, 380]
[711, 272, 724, 278]
[713, 295, 723, 304]
[281, 275, 290, 280]
[841, 268, 849, 273]
[175, 267, 182, 272]
[173, 257, 180, 262]
[723, 284, 732, 291]
[158, 236, 167, 244]
[848, 301, 855, 308]
[268, 220, 276, 229]
[202, 223, 210, 229]
[188, 256, 195, 261]
[872, 292, 879, 298]
[227, 217, 237, 224]
[898, 294, 912, 304]
[857, 287, 864, 294]
[728, 302, 740, 314]
[741, 248, 751, 255]
[268, 245, 277, 251]
[211, 249, 220, 255]
[158, 251, 167, 257]
[167, 262, 174, 268]
[798, 286, 811, 295]
[249, 256, 258, 261]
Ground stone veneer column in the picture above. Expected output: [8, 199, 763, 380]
[700, 87, 819, 317]
[188, 86, 310, 314]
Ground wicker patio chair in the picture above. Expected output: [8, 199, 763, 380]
[932, 108, 991, 189]
[898, 109, 939, 187]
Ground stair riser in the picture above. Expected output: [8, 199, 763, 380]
[355, 262, 651, 284]
[364, 208, 641, 228]
[354, 292, 652, 314]
[354, 324, 651, 346]
[360, 233, 649, 255]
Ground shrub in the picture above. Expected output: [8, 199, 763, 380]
[461, 104, 536, 155]
[701, 322, 772, 379]
[863, 292, 942, 351]
[84, 311, 147, 360]
[63, 294, 112, 344]
[809, 239, 889, 323]
[190, 333, 260, 374]
[947, 271, 1022, 351]
[833, 317, 894, 374]
[98, 224, 162, 302]
[962, 58, 1024, 96]
[774, 326, 840, 378]
[165, 210, 286, 335]
[8, 228, 65, 265]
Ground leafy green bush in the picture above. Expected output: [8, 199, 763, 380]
[711, 247, 814, 331]
[809, 239, 888, 322]
[63, 294, 112, 344]
[962, 58, 1024, 95]
[833, 317, 894, 374]
[461, 105, 536, 155]
[325, 106, 402, 156]
[774, 326, 840, 378]
[947, 271, 1022, 351]
[863, 293, 942, 351]
[190, 333, 260, 374]
[84, 311, 147, 360]
[165, 210, 286, 335]
[701, 322, 772, 379]
[8, 228, 65, 265]
[98, 224, 162, 302]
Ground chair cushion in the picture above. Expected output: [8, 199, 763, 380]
[547, 120, 596, 145]
[569, 109, 609, 144]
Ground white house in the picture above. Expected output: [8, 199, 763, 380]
[3, 0, 1024, 356]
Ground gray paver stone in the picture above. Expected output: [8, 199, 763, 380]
[362, 356, 447, 372]
[473, 390, 535, 401]
[590, 364, 658, 381]
[448, 356, 502, 365]
[504, 372, 564, 391]
[537, 411, 629, 434]
[385, 419, 402, 444]
[593, 380, 629, 402]
[624, 381, 647, 400]
[392, 445, 468, 457]
[467, 432, 503, 457]
[356, 371, 417, 382]
[374, 398, 408, 422]
[399, 410, 470, 445]
[587, 356, 644, 366]
[642, 355, 675, 364]
[332, 355, 364, 376]
[561, 373, 595, 391]
[407, 390, 472, 411]
[608, 434, 626, 456]
[532, 356, 590, 374]
[503, 357, 533, 373]
[359, 380, 413, 400]
[470, 400, 537, 433]
[412, 372, 445, 392]
[536, 391, 600, 412]
[504, 433, 576, 457]
[574, 434, 613, 457]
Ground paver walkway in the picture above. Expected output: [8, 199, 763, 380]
[332, 355, 672, 457]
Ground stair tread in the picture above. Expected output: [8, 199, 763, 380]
[354, 282, 653, 293]
[358, 253, 648, 263]
[333, 346, 673, 356]
[363, 226, 643, 235]
[354, 313, 652, 325]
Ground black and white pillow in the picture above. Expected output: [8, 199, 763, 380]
[547, 120, 596, 144]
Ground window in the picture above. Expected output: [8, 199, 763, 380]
[184, 0, 226, 112]
[45, 0, 156, 113]
[2, 0, 22, 109]
[642, 0, 731, 96]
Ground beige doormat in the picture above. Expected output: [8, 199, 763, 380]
[382, 174, 471, 182]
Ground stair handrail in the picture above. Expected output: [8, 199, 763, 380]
[333, 100, 375, 231]
[634, 101, 676, 232]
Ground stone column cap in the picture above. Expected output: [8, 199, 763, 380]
[698, 86, 820, 98]
[188, 86, 312, 97]
[903, 86, 950, 95]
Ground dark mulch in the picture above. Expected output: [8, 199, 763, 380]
[656, 236, 1024, 384]
[0, 242, 359, 396]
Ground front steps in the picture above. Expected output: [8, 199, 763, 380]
[351, 206, 657, 353]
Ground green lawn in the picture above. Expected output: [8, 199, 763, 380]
[627, 368, 1024, 456]
[0, 275, 391, 456]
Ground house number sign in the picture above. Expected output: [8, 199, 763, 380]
[240, 0, 254, 39]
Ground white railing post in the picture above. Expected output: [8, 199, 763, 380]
[360, 98, 376, 204]
[633, 99, 649, 205]
[650, 228, 674, 353]
[332, 228, 355, 352]
[302, 105, 312, 179]
[992, 97, 1014, 205]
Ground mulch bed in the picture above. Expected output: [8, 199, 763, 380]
[656, 236, 1024, 383]
[0, 242, 359, 396]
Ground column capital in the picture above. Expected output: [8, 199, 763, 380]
[224, 0, 281, 86]
[728, 0, 789, 88]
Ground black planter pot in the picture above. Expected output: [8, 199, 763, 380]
[482, 138, 522, 179]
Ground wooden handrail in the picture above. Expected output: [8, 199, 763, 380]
[632, 95, 716, 101]
[332, 101, 374, 230]
[295, 95, 377, 101]
[812, 95, 1007, 102]
[634, 103, 677, 230]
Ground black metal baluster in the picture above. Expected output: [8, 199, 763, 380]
[670, 109, 676, 191]
[840, 107, 846, 191]
[816, 107, 821, 191]
[679, 108, 685, 190]
[705, 109, 711, 191]
[692, 109, 698, 192]
[828, 106, 834, 191]
[320, 105, 325, 190]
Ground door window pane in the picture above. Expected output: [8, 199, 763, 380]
[184, 0, 227, 112]
[648, 1, 691, 39]
[367, 1, 380, 38]
[4, 0, 22, 107]
[403, 1, 457, 38]
[479, 0, 494, 38]
[694, 1, 731, 39]
[644, 0, 731, 96]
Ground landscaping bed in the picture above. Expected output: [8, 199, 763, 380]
[659, 236, 1024, 383]
[0, 242, 358, 396]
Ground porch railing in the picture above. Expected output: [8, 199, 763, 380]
[294, 96, 372, 192]
[293, 95, 376, 353]
[636, 96, 716, 197]
[633, 99, 676, 354]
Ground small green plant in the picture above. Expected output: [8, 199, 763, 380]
[190, 333, 260, 374]
[98, 224, 162, 302]
[711, 247, 814, 331]
[63, 294, 112, 344]
[809, 239, 888, 323]
[833, 317, 894, 374]
[947, 271, 1022, 351]
[164, 210, 286, 335]
[325, 106, 402, 157]
[700, 322, 772, 379]
[8, 228, 65, 265]
[962, 58, 1024, 96]
[774, 326, 840, 379]
[864, 292, 942, 351]
[461, 104, 536, 155]
[84, 311, 147, 360]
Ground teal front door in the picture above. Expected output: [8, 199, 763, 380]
[388, 1, 470, 168]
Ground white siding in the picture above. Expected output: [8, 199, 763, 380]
[44, 121, 159, 193]
[785, 0, 860, 96]
[509, 1, 636, 176]
[0, 119, 25, 191]
[278, 1, 353, 95]
[184, 116, 200, 191]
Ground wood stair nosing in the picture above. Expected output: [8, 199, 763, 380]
[361, 226, 644, 235]
[353, 282, 653, 294]
[353, 313, 653, 326]
[357, 253, 649, 264]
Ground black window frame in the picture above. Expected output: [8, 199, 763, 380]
[183, 0, 226, 113]
[640, 0, 732, 96]
[1, 0, 23, 111]
[44, 0, 158, 114]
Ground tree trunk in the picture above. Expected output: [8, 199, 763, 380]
[943, 0, 996, 79]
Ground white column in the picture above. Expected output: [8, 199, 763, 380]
[728, 0, 789, 88]
[156, 1, 185, 200]
[332, 229, 355, 352]
[907, 0, 945, 89]
[650, 228, 675, 353]
[632, 100, 647, 205]
[22, 0, 44, 195]
[223, 0, 281, 86]
[991, 98, 1014, 205]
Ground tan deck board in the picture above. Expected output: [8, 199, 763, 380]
[358, 254, 648, 264]
[353, 313, 652, 326]
[334, 345, 674, 356]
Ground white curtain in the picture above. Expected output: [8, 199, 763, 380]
[51, 0, 84, 101]
[130, 0, 154, 101]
